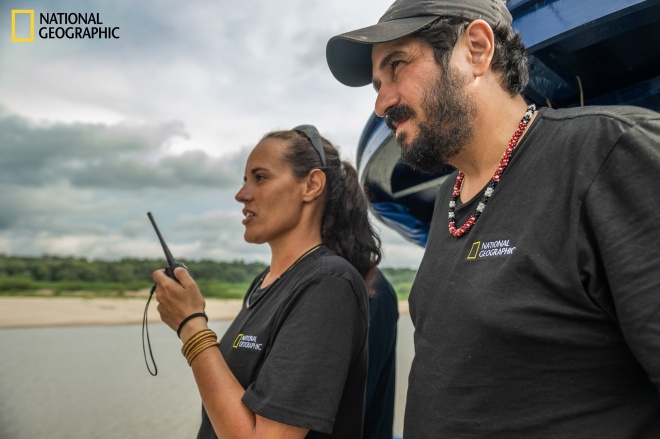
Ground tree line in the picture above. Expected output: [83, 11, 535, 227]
[0, 255, 416, 298]
[0, 254, 266, 283]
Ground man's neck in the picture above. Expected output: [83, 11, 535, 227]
[450, 95, 534, 202]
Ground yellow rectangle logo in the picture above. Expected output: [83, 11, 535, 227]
[12, 10, 35, 42]
[467, 241, 481, 260]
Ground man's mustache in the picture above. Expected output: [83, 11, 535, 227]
[385, 105, 416, 131]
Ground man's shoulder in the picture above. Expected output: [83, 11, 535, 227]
[540, 105, 660, 127]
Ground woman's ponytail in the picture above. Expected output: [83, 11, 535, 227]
[322, 160, 381, 279]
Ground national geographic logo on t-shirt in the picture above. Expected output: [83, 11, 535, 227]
[11, 10, 120, 42]
[232, 334, 263, 351]
[467, 239, 516, 260]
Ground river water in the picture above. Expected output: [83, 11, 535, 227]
[0, 317, 414, 438]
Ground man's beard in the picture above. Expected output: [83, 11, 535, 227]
[386, 65, 475, 174]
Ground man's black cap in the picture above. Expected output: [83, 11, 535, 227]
[326, 0, 512, 87]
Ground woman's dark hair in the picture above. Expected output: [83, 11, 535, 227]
[415, 16, 529, 95]
[262, 130, 381, 280]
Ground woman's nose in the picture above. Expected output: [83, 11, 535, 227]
[235, 184, 249, 203]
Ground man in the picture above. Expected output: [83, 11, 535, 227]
[326, 0, 660, 437]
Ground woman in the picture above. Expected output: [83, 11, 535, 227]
[153, 125, 381, 438]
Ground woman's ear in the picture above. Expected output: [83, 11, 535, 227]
[303, 169, 327, 202]
[464, 19, 495, 78]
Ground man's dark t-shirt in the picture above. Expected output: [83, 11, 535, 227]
[405, 106, 660, 438]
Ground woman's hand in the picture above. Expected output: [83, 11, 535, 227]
[152, 267, 206, 333]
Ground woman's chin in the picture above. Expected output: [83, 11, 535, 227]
[243, 233, 266, 245]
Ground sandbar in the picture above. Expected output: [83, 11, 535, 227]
[0, 296, 409, 329]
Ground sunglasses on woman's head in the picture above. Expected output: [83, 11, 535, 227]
[293, 124, 327, 167]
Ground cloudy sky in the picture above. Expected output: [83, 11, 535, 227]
[0, 0, 426, 268]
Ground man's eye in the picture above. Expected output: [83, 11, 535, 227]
[391, 61, 402, 71]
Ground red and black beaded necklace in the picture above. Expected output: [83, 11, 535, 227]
[448, 104, 536, 237]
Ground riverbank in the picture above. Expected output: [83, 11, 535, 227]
[0, 296, 410, 328]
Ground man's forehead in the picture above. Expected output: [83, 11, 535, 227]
[372, 37, 430, 66]
[373, 36, 416, 55]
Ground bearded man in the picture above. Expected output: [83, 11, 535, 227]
[327, 0, 660, 437]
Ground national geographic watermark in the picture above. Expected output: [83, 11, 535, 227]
[11, 11, 120, 42]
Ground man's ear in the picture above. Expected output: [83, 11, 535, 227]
[303, 169, 327, 202]
[464, 19, 495, 78]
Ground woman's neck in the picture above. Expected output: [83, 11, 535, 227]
[265, 237, 323, 285]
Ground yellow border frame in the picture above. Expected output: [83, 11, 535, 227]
[12, 10, 35, 42]
[467, 241, 481, 260]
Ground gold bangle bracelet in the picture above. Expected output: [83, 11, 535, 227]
[183, 328, 214, 346]
[182, 334, 216, 358]
[181, 328, 218, 366]
[181, 329, 215, 356]
[187, 341, 220, 366]
[185, 335, 217, 357]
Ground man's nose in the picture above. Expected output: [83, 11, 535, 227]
[374, 84, 399, 118]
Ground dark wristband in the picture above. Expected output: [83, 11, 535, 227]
[177, 312, 208, 338]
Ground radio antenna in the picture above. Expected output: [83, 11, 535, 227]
[147, 212, 177, 268]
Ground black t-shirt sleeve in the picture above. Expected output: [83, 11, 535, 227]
[241, 274, 367, 434]
[582, 117, 660, 391]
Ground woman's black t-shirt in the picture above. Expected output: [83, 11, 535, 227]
[197, 245, 369, 438]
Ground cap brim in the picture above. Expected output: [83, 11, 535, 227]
[326, 16, 438, 87]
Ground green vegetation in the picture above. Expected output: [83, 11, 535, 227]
[381, 267, 417, 300]
[0, 255, 266, 299]
[0, 255, 418, 300]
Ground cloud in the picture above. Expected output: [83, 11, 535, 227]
[0, 0, 425, 268]
[0, 109, 422, 267]
[173, 210, 272, 263]
[0, 111, 247, 190]
[0, 111, 256, 261]
[69, 149, 242, 189]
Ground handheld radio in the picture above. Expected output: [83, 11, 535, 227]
[143, 212, 189, 376]
[147, 212, 189, 280]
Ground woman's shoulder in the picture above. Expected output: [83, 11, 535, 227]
[286, 246, 367, 297]
[314, 246, 364, 282]
[281, 246, 368, 319]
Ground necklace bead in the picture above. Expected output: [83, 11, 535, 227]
[448, 104, 536, 237]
